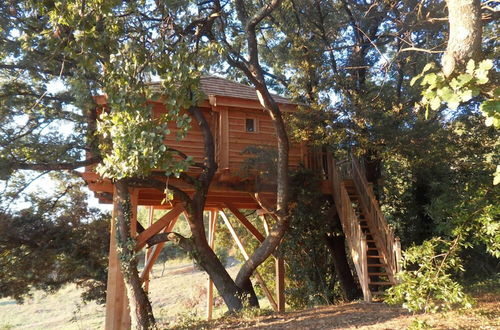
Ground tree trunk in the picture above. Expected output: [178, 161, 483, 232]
[325, 233, 361, 301]
[442, 0, 482, 76]
[184, 202, 247, 311]
[114, 180, 155, 329]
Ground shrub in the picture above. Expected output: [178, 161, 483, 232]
[386, 237, 473, 313]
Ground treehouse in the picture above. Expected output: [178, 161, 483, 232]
[82, 76, 401, 329]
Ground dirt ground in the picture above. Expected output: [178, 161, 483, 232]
[204, 290, 499, 330]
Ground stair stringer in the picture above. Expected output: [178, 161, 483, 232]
[349, 155, 401, 284]
[327, 156, 372, 302]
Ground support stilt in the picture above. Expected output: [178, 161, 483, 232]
[143, 206, 154, 293]
[275, 257, 285, 312]
[105, 186, 131, 330]
[206, 209, 218, 320]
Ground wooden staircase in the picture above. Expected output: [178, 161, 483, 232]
[326, 154, 402, 301]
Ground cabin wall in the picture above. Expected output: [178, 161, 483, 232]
[152, 104, 216, 165]
[151, 103, 303, 177]
[226, 107, 303, 172]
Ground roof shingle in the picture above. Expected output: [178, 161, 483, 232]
[199, 76, 292, 104]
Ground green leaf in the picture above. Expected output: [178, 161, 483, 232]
[480, 100, 500, 116]
[430, 96, 441, 110]
[476, 74, 489, 85]
[460, 89, 473, 102]
[437, 86, 453, 102]
[466, 60, 475, 74]
[410, 75, 421, 86]
[478, 59, 494, 72]
[456, 73, 473, 86]
[422, 62, 435, 73]
[447, 94, 461, 110]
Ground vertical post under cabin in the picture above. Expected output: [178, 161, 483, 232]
[206, 209, 218, 320]
[105, 185, 131, 330]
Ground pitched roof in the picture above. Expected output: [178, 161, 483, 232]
[199, 76, 292, 104]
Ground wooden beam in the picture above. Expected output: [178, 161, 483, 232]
[135, 204, 184, 250]
[275, 257, 285, 312]
[224, 203, 265, 243]
[105, 185, 131, 330]
[140, 213, 181, 280]
[219, 211, 278, 312]
[143, 206, 154, 293]
[206, 209, 218, 320]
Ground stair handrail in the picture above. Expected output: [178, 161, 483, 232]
[327, 153, 371, 301]
[349, 154, 401, 281]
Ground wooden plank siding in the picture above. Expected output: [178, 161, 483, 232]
[150, 103, 303, 179]
[226, 107, 303, 172]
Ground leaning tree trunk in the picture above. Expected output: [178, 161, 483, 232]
[325, 234, 361, 301]
[114, 180, 155, 329]
[184, 201, 248, 311]
[184, 105, 258, 309]
[442, 0, 482, 77]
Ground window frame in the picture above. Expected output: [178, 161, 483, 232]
[244, 117, 258, 133]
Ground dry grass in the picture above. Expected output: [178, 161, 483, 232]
[1, 263, 498, 330]
[0, 258, 240, 329]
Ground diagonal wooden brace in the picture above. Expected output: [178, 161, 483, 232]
[135, 203, 184, 250]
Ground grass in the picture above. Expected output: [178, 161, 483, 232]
[0, 257, 271, 329]
[1, 261, 497, 329]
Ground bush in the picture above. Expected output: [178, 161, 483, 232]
[386, 237, 473, 313]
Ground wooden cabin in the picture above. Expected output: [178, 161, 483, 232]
[85, 76, 306, 208]
[82, 76, 401, 329]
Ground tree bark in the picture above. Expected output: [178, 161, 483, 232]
[227, 0, 291, 293]
[325, 233, 361, 301]
[182, 106, 257, 310]
[442, 0, 482, 76]
[114, 180, 155, 329]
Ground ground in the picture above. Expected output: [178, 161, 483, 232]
[202, 292, 499, 329]
[0, 259, 498, 329]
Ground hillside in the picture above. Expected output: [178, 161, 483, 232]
[1, 260, 498, 329]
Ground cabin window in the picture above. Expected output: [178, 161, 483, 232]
[245, 118, 256, 132]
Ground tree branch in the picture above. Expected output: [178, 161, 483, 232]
[8, 155, 102, 171]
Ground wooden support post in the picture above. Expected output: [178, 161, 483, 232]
[206, 209, 218, 320]
[105, 185, 131, 330]
[275, 257, 285, 312]
[219, 210, 279, 312]
[143, 206, 154, 293]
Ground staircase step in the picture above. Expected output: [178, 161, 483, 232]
[368, 263, 387, 267]
[368, 272, 388, 276]
[367, 255, 382, 258]
[367, 247, 379, 250]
